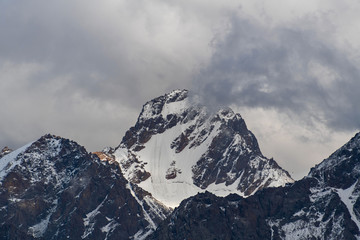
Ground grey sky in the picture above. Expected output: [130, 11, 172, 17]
[1, 0, 359, 179]
[195, 11, 360, 131]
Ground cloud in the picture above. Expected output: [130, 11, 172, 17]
[194, 7, 360, 132]
[0, 0, 221, 105]
[190, 2, 360, 178]
[1, 0, 360, 179]
[0, 0, 219, 150]
[233, 106, 353, 180]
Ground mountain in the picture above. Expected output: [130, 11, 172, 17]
[0, 134, 170, 240]
[149, 132, 360, 240]
[112, 89, 293, 207]
[2, 90, 360, 240]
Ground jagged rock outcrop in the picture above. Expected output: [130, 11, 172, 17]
[113, 89, 293, 207]
[0, 134, 170, 240]
[149, 132, 360, 240]
[0, 146, 12, 158]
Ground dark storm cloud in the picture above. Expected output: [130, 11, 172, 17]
[0, 0, 211, 150]
[0, 0, 202, 108]
[1, 0, 359, 180]
[0, 1, 126, 103]
[194, 13, 360, 131]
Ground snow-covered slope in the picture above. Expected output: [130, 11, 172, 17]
[0, 142, 32, 181]
[113, 90, 293, 207]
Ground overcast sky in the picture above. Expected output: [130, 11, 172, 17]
[1, 0, 360, 179]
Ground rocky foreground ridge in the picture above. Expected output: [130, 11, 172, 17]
[0, 134, 170, 240]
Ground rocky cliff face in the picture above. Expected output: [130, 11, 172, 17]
[0, 134, 170, 240]
[114, 90, 293, 207]
[149, 132, 360, 240]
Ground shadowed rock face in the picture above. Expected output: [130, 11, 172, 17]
[149, 132, 360, 240]
[309, 132, 360, 189]
[149, 181, 359, 240]
[0, 134, 170, 240]
[115, 90, 293, 207]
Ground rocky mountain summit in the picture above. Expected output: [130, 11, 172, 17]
[113, 89, 293, 207]
[149, 132, 360, 240]
[0, 134, 170, 240]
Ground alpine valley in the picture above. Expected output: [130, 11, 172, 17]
[1, 90, 360, 239]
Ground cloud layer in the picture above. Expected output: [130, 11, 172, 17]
[1, 0, 360, 178]
[195, 6, 360, 132]
[192, 1, 360, 178]
[0, 0, 216, 149]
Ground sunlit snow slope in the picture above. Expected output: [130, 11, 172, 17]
[113, 90, 293, 207]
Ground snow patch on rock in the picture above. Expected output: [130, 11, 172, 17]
[0, 142, 33, 181]
[336, 181, 360, 230]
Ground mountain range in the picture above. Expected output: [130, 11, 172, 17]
[0, 90, 359, 239]
[151, 132, 360, 239]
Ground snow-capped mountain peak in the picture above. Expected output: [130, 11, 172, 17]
[113, 90, 293, 207]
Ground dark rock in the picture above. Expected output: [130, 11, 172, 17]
[149, 132, 360, 240]
[0, 146, 12, 158]
[0, 134, 171, 239]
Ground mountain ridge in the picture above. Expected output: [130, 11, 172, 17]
[0, 134, 170, 240]
[149, 131, 360, 240]
[2, 90, 360, 239]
